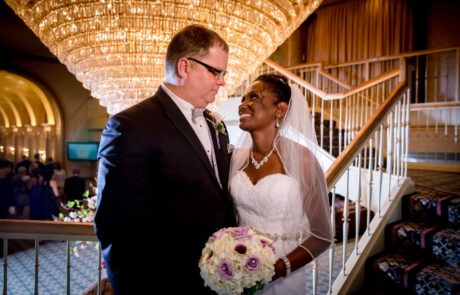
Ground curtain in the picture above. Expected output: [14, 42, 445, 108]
[305, 0, 414, 65]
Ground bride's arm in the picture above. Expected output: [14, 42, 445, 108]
[273, 147, 333, 279]
[272, 235, 331, 279]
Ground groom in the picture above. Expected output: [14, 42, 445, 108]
[94, 25, 237, 294]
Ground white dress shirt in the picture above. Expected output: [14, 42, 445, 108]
[161, 84, 221, 187]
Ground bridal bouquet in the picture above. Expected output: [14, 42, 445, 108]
[199, 227, 276, 295]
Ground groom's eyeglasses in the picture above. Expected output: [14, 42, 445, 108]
[187, 57, 227, 79]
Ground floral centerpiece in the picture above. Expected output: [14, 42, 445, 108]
[57, 189, 97, 223]
[54, 183, 99, 257]
[199, 227, 276, 295]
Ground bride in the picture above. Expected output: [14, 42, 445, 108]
[229, 74, 333, 294]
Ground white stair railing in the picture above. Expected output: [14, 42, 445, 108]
[290, 47, 460, 103]
[408, 101, 460, 166]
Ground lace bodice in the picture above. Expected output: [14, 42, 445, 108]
[229, 171, 309, 255]
[229, 170, 309, 294]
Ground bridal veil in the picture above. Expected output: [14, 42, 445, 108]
[229, 83, 333, 261]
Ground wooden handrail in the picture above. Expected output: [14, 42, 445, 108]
[267, 57, 409, 189]
[265, 59, 399, 101]
[410, 101, 460, 111]
[288, 46, 459, 70]
[289, 61, 353, 90]
[325, 62, 408, 189]
[324, 68, 400, 100]
[265, 59, 328, 98]
[0, 219, 96, 240]
[318, 69, 352, 89]
[288, 62, 322, 71]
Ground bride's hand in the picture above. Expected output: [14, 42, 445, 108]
[271, 258, 287, 281]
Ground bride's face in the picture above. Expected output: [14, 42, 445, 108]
[238, 81, 279, 132]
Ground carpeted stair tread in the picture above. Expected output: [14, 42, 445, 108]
[386, 221, 460, 267]
[370, 251, 460, 294]
[447, 197, 460, 226]
[370, 251, 426, 290]
[366, 183, 460, 294]
[414, 260, 460, 295]
[431, 227, 460, 268]
[386, 221, 439, 252]
[403, 187, 460, 227]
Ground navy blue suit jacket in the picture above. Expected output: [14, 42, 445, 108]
[94, 87, 236, 294]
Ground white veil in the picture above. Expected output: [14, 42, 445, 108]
[229, 83, 333, 262]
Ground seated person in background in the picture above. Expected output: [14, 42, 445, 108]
[64, 168, 86, 202]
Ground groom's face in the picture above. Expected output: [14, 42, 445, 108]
[238, 81, 279, 132]
[184, 46, 228, 108]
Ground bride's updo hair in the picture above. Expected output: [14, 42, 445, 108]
[255, 74, 291, 104]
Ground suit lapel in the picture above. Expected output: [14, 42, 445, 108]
[156, 88, 222, 189]
[204, 111, 231, 190]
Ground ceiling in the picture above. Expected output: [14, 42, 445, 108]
[0, 1, 59, 128]
[0, 0, 341, 128]
[0, 0, 55, 61]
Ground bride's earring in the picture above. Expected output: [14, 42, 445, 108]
[275, 117, 280, 128]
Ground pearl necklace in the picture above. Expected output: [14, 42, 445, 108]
[250, 146, 276, 169]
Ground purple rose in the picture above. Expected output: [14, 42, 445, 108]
[233, 227, 251, 241]
[245, 256, 261, 272]
[218, 260, 234, 280]
[212, 228, 225, 240]
[260, 239, 270, 246]
[234, 244, 247, 254]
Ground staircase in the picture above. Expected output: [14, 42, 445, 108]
[314, 112, 341, 158]
[366, 184, 460, 294]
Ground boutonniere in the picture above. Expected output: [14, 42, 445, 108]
[206, 111, 227, 136]
[206, 111, 227, 149]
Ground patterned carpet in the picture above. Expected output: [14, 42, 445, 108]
[407, 169, 460, 196]
[1, 239, 353, 295]
[0, 240, 105, 295]
[367, 169, 460, 294]
[306, 240, 354, 294]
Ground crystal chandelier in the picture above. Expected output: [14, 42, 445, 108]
[5, 0, 321, 114]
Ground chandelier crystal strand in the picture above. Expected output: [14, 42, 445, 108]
[5, 0, 322, 114]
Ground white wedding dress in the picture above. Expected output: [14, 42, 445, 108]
[229, 170, 310, 295]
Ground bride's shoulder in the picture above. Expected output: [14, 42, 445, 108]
[277, 137, 315, 156]
[231, 147, 250, 159]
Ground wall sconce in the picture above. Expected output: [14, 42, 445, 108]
[22, 147, 29, 157]
[42, 124, 51, 132]
[38, 150, 46, 161]
[0, 146, 4, 153]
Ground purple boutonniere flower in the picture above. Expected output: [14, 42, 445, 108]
[206, 111, 227, 149]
